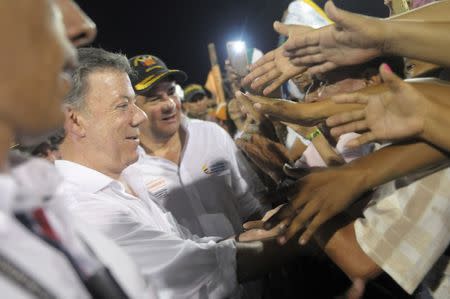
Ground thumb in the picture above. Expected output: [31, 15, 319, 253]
[274, 21, 289, 36]
[379, 63, 402, 90]
[325, 0, 359, 30]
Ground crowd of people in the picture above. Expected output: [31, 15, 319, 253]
[1, 0, 449, 298]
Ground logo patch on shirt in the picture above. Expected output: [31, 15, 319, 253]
[202, 160, 228, 175]
[145, 178, 168, 201]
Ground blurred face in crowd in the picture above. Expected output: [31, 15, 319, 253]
[79, 70, 147, 172]
[182, 94, 209, 119]
[136, 79, 182, 140]
[0, 0, 77, 136]
[55, 0, 97, 47]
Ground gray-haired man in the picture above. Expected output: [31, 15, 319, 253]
[56, 47, 302, 299]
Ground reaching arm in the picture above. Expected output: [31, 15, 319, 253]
[327, 69, 450, 152]
[264, 140, 447, 244]
[284, 0, 450, 75]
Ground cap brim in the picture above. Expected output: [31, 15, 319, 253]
[184, 90, 206, 102]
[135, 69, 187, 96]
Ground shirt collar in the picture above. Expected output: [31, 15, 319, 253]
[136, 116, 191, 162]
[55, 160, 115, 193]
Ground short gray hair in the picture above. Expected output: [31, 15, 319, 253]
[64, 47, 132, 110]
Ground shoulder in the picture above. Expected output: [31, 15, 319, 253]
[58, 182, 132, 222]
[186, 119, 233, 142]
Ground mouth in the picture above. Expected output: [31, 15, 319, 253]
[125, 136, 140, 144]
[161, 113, 177, 121]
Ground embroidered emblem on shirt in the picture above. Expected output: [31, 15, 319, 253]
[202, 160, 228, 175]
[146, 178, 168, 200]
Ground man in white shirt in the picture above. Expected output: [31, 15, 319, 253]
[126, 54, 267, 238]
[57, 47, 302, 299]
[0, 0, 155, 298]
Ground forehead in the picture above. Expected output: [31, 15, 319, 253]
[85, 70, 134, 100]
[148, 79, 176, 95]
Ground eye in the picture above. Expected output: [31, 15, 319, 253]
[116, 102, 129, 109]
[146, 97, 159, 102]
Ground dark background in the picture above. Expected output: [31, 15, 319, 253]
[76, 0, 389, 85]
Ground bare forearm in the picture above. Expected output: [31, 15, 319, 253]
[345, 141, 447, 190]
[314, 217, 381, 280]
[383, 1, 450, 66]
[421, 94, 450, 152]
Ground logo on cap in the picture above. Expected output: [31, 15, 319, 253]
[133, 55, 156, 67]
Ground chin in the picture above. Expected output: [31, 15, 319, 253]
[125, 154, 139, 167]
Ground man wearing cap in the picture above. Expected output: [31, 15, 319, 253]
[182, 84, 216, 121]
[56, 47, 305, 299]
[126, 54, 267, 238]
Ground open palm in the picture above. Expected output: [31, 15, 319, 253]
[284, 1, 384, 75]
[327, 64, 427, 147]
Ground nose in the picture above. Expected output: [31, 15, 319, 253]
[59, 0, 97, 47]
[131, 103, 148, 127]
[161, 95, 177, 112]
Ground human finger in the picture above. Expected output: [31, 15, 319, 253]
[326, 110, 365, 127]
[329, 120, 369, 138]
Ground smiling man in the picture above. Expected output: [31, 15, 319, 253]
[55, 48, 304, 299]
[126, 54, 267, 239]
[59, 49, 146, 179]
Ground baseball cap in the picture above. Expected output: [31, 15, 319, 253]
[129, 54, 187, 96]
[183, 84, 207, 102]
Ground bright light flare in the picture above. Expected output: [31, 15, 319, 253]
[230, 41, 246, 54]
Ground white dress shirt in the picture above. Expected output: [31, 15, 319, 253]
[55, 159, 239, 299]
[0, 156, 155, 299]
[125, 118, 266, 238]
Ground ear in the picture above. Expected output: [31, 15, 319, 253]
[63, 106, 87, 138]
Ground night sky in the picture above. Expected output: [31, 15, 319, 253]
[76, 0, 389, 85]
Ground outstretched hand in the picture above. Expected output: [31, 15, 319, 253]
[326, 64, 428, 147]
[243, 22, 311, 95]
[263, 166, 368, 245]
[240, 205, 292, 242]
[238, 92, 363, 126]
[283, 1, 385, 76]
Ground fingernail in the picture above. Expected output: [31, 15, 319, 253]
[278, 236, 286, 245]
[383, 63, 392, 73]
[299, 238, 306, 246]
[254, 103, 262, 110]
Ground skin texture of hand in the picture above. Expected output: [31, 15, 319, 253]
[240, 205, 291, 242]
[326, 64, 428, 148]
[264, 166, 368, 245]
[283, 1, 385, 76]
[235, 133, 291, 185]
[243, 22, 311, 95]
[242, 93, 363, 126]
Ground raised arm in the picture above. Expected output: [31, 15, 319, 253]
[284, 0, 450, 75]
